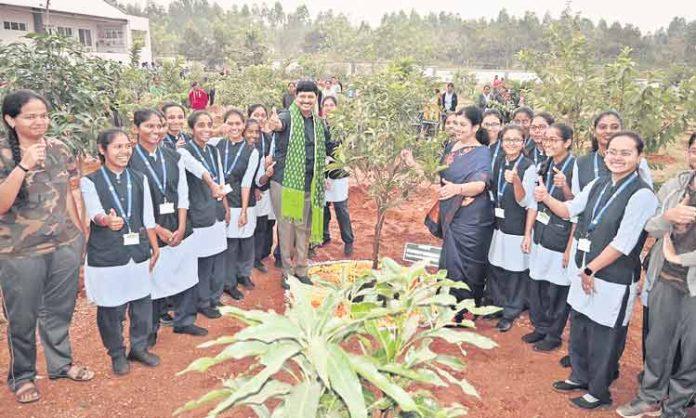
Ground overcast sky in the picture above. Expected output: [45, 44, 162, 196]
[139, 0, 696, 33]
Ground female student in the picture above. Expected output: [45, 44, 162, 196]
[321, 96, 355, 256]
[215, 110, 259, 300]
[512, 106, 534, 145]
[487, 124, 537, 332]
[81, 128, 161, 375]
[483, 109, 505, 170]
[129, 109, 207, 344]
[248, 104, 275, 272]
[537, 131, 657, 410]
[572, 110, 653, 195]
[177, 111, 228, 319]
[162, 103, 191, 149]
[525, 123, 576, 352]
[437, 106, 494, 321]
[526, 112, 554, 166]
[1, 90, 94, 403]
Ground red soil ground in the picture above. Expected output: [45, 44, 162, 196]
[1, 184, 694, 418]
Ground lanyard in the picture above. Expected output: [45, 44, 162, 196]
[588, 172, 638, 233]
[533, 147, 544, 165]
[497, 156, 522, 204]
[191, 142, 219, 183]
[491, 141, 501, 170]
[224, 140, 245, 177]
[100, 167, 133, 231]
[547, 156, 573, 196]
[135, 145, 167, 197]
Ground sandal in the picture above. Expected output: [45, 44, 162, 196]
[15, 381, 40, 404]
[49, 364, 95, 382]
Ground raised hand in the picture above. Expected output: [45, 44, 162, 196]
[267, 107, 282, 132]
[663, 195, 696, 225]
[533, 176, 548, 202]
[552, 167, 566, 188]
[504, 169, 519, 184]
[106, 208, 125, 231]
[20, 141, 46, 170]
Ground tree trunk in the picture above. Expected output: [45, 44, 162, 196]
[371, 208, 387, 269]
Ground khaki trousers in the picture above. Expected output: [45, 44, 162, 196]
[270, 181, 312, 277]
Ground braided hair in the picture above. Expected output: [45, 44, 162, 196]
[1, 89, 50, 201]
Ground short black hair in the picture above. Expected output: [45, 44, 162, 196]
[512, 106, 534, 120]
[608, 130, 645, 154]
[295, 80, 319, 95]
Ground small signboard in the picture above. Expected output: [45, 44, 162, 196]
[403, 243, 442, 268]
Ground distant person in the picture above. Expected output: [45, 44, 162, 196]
[440, 82, 458, 113]
[281, 82, 296, 110]
[187, 82, 208, 111]
[493, 75, 502, 89]
[477, 85, 494, 110]
[204, 77, 216, 107]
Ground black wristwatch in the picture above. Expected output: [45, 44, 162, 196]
[16, 163, 29, 172]
[583, 267, 594, 276]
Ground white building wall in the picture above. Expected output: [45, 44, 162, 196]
[0, 8, 33, 43]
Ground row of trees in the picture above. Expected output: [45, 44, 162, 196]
[108, 0, 696, 69]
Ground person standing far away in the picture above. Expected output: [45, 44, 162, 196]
[188, 82, 209, 111]
[478, 85, 493, 111]
[281, 82, 296, 110]
[0, 89, 95, 404]
[441, 82, 458, 113]
[266, 80, 333, 289]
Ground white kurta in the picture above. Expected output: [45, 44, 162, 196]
[191, 221, 228, 257]
[80, 175, 156, 308]
[325, 177, 349, 202]
[528, 240, 569, 286]
[151, 237, 199, 299]
[226, 148, 259, 239]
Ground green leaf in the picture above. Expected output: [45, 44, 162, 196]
[197, 336, 237, 348]
[437, 368, 480, 399]
[233, 316, 304, 344]
[308, 336, 331, 389]
[242, 380, 293, 405]
[173, 389, 232, 415]
[379, 363, 446, 387]
[284, 380, 323, 418]
[433, 355, 466, 372]
[326, 343, 367, 418]
[347, 354, 417, 412]
[428, 328, 498, 349]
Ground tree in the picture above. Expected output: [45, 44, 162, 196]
[330, 59, 443, 268]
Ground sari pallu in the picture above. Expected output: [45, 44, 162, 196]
[437, 145, 495, 303]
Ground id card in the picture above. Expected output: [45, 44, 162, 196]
[159, 202, 175, 214]
[223, 184, 233, 195]
[123, 232, 140, 246]
[495, 207, 505, 219]
[578, 238, 592, 253]
[536, 211, 550, 225]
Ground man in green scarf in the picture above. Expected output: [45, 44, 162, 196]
[268, 80, 332, 289]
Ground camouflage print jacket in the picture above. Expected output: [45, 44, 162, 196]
[0, 137, 82, 259]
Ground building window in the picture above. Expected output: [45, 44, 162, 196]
[104, 28, 123, 39]
[56, 26, 73, 37]
[79, 29, 92, 46]
[3, 21, 28, 31]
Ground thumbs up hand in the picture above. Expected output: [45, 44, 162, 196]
[268, 107, 282, 132]
[552, 167, 567, 188]
[106, 208, 125, 231]
[534, 176, 549, 202]
[663, 194, 696, 225]
[438, 178, 462, 201]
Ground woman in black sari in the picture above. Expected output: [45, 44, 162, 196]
[437, 106, 494, 321]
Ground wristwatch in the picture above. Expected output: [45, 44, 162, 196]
[583, 266, 594, 276]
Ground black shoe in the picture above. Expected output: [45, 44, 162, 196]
[308, 247, 317, 258]
[274, 258, 283, 268]
[238, 276, 255, 289]
[344, 242, 354, 256]
[127, 349, 160, 367]
[560, 355, 571, 368]
[225, 286, 244, 300]
[147, 333, 157, 349]
[281, 276, 290, 290]
[254, 261, 268, 273]
[297, 275, 313, 285]
[159, 312, 174, 326]
[496, 318, 513, 332]
[534, 338, 561, 352]
[174, 324, 209, 336]
[522, 331, 546, 344]
[552, 380, 588, 392]
[483, 310, 503, 320]
[320, 238, 332, 248]
[198, 306, 222, 319]
[112, 355, 130, 375]
[569, 395, 611, 410]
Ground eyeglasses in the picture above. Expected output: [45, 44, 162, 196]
[503, 138, 524, 144]
[483, 122, 501, 128]
[530, 125, 548, 131]
[542, 137, 565, 143]
[195, 122, 214, 128]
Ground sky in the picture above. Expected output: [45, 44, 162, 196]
[139, 0, 696, 34]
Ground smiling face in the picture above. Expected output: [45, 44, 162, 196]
[191, 114, 213, 144]
[295, 91, 317, 114]
[530, 116, 550, 145]
[225, 113, 244, 140]
[543, 127, 571, 159]
[5, 99, 49, 141]
[455, 114, 477, 142]
[605, 135, 641, 177]
[323, 99, 337, 115]
[513, 112, 532, 137]
[482, 115, 502, 143]
[501, 128, 525, 159]
[444, 114, 458, 138]
[165, 106, 186, 135]
[594, 114, 622, 152]
[244, 123, 261, 145]
[249, 106, 267, 123]
[101, 132, 132, 170]
[136, 113, 162, 148]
